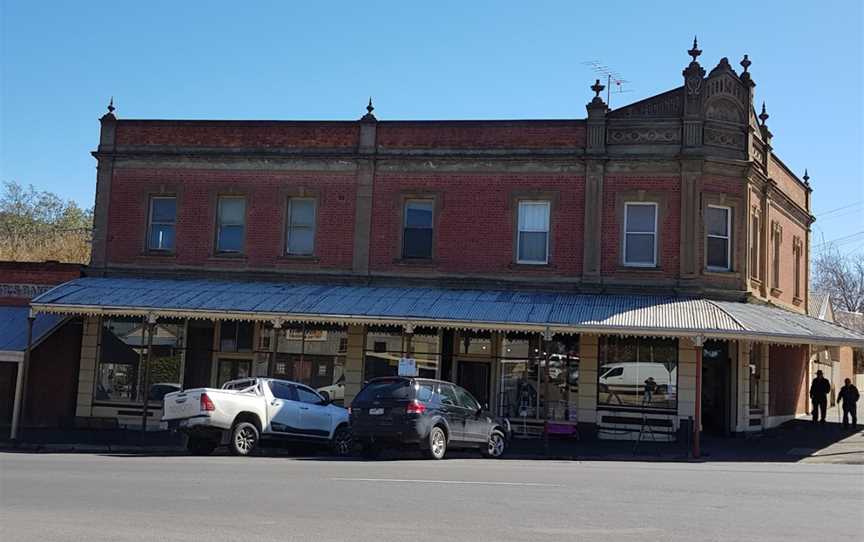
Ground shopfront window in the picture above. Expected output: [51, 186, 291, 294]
[96, 318, 186, 404]
[498, 333, 579, 422]
[363, 326, 440, 381]
[269, 325, 348, 405]
[598, 336, 677, 410]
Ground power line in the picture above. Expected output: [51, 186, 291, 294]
[814, 200, 863, 217]
[812, 230, 864, 250]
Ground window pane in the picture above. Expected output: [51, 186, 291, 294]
[151, 198, 176, 223]
[707, 237, 729, 269]
[218, 225, 244, 252]
[598, 336, 677, 410]
[218, 198, 245, 224]
[297, 387, 322, 404]
[518, 231, 547, 262]
[625, 205, 656, 233]
[405, 201, 433, 228]
[518, 201, 550, 232]
[288, 228, 314, 255]
[290, 199, 315, 227]
[625, 233, 655, 264]
[706, 207, 729, 236]
[149, 224, 175, 251]
[403, 228, 433, 258]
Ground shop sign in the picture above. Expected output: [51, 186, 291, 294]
[398, 357, 418, 376]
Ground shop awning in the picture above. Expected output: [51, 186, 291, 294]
[0, 306, 66, 362]
[29, 277, 864, 347]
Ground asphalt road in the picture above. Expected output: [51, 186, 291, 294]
[2, 452, 863, 542]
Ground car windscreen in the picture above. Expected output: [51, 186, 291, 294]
[354, 379, 413, 403]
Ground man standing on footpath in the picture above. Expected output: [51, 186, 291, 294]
[809, 370, 832, 424]
[836, 378, 859, 430]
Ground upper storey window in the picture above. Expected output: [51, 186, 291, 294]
[517, 201, 550, 264]
[706, 205, 731, 271]
[623, 202, 657, 267]
[216, 196, 246, 254]
[402, 199, 434, 259]
[286, 197, 316, 256]
[148, 196, 176, 252]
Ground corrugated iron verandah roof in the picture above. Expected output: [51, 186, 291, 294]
[29, 277, 864, 347]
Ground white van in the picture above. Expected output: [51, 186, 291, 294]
[598, 362, 677, 401]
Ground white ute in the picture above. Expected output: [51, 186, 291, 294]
[162, 378, 352, 456]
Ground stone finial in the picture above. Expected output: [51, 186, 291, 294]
[688, 35, 702, 62]
[803, 169, 810, 185]
[759, 102, 769, 125]
[100, 96, 117, 121]
[740, 54, 751, 73]
[361, 96, 377, 122]
[591, 79, 605, 99]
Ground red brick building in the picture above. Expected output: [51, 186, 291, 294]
[25, 41, 864, 446]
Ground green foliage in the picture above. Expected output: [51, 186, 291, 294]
[0, 181, 93, 263]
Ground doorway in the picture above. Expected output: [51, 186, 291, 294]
[457, 360, 490, 408]
[216, 358, 252, 387]
[702, 340, 731, 435]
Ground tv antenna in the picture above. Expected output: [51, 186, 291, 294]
[581, 61, 634, 107]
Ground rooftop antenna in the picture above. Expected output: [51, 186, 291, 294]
[581, 60, 634, 107]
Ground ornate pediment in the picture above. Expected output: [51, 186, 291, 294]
[608, 88, 683, 119]
[705, 97, 744, 123]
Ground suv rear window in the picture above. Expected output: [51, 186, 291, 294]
[355, 379, 413, 403]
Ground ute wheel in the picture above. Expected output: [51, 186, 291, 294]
[229, 421, 259, 456]
[331, 426, 353, 457]
[482, 430, 506, 458]
[423, 426, 447, 460]
[187, 436, 218, 456]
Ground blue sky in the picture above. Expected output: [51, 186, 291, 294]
[1, 1, 862, 255]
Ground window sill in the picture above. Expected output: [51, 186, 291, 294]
[704, 269, 740, 278]
[509, 262, 554, 270]
[393, 258, 437, 267]
[617, 264, 663, 273]
[277, 255, 320, 263]
[142, 251, 177, 259]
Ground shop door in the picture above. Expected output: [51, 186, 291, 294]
[457, 361, 490, 408]
[702, 340, 731, 435]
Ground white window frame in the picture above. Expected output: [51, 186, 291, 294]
[623, 202, 658, 267]
[706, 205, 732, 272]
[216, 196, 246, 254]
[516, 200, 550, 265]
[147, 196, 176, 251]
[286, 197, 317, 256]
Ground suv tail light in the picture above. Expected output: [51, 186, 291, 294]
[200, 393, 215, 412]
[406, 400, 426, 415]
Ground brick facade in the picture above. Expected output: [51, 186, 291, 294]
[90, 48, 812, 312]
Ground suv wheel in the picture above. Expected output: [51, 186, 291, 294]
[482, 430, 506, 458]
[331, 426, 353, 457]
[424, 426, 447, 460]
[229, 421, 259, 456]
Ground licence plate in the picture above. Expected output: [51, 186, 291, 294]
[369, 408, 384, 415]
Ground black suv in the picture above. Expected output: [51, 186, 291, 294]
[350, 377, 510, 460]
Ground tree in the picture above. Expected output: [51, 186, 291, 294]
[811, 244, 864, 313]
[0, 181, 93, 263]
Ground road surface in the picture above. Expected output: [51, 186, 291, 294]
[2, 452, 862, 541]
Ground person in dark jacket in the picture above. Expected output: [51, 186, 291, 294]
[837, 378, 859, 430]
[809, 370, 832, 424]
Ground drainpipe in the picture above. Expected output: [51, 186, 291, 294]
[140, 314, 157, 432]
[693, 335, 705, 458]
[10, 314, 35, 440]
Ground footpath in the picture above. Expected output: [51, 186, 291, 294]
[2, 413, 861, 464]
